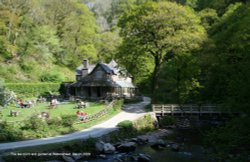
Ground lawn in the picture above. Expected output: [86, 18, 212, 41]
[0, 101, 104, 122]
[0, 100, 123, 142]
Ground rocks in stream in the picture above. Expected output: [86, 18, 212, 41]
[62, 155, 75, 162]
[95, 141, 116, 154]
[171, 143, 180, 152]
[117, 142, 137, 152]
[150, 139, 167, 150]
[138, 153, 151, 162]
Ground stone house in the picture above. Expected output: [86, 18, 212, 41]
[69, 60, 137, 99]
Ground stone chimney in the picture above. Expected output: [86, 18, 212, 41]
[82, 59, 89, 78]
[83, 59, 89, 69]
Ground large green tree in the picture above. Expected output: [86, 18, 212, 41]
[118, 1, 206, 101]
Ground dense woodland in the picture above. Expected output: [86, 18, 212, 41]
[0, 0, 250, 160]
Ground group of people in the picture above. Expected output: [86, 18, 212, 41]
[16, 99, 35, 108]
[76, 110, 88, 121]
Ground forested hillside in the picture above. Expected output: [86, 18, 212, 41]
[0, 0, 100, 82]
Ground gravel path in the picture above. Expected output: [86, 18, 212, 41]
[0, 97, 150, 151]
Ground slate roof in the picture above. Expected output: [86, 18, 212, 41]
[72, 60, 135, 88]
[76, 64, 95, 75]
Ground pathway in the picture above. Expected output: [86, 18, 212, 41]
[0, 97, 150, 152]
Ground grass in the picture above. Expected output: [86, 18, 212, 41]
[0, 102, 104, 122]
[0, 100, 123, 142]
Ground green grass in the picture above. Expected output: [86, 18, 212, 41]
[0, 102, 103, 123]
[0, 100, 123, 142]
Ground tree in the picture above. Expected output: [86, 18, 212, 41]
[118, 1, 206, 102]
[0, 80, 16, 107]
[96, 30, 122, 62]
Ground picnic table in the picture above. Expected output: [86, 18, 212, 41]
[75, 101, 88, 109]
[10, 110, 20, 117]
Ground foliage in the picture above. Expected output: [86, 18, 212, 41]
[199, 2, 250, 112]
[198, 2, 250, 160]
[204, 117, 250, 161]
[117, 120, 133, 130]
[0, 121, 22, 141]
[112, 99, 124, 111]
[133, 114, 155, 131]
[0, 0, 99, 82]
[5, 83, 61, 98]
[61, 115, 77, 127]
[159, 116, 177, 126]
[40, 71, 65, 82]
[118, 1, 206, 101]
[23, 116, 48, 131]
[0, 80, 16, 107]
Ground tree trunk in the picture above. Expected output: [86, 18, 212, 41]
[176, 68, 181, 105]
[152, 57, 161, 103]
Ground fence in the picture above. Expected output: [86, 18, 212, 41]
[152, 104, 223, 116]
[74, 100, 117, 124]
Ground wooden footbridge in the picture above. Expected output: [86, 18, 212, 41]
[152, 104, 239, 117]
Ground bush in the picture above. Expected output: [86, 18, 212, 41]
[133, 114, 155, 131]
[117, 120, 133, 130]
[0, 121, 23, 141]
[112, 99, 124, 111]
[160, 116, 177, 126]
[23, 116, 48, 131]
[47, 117, 63, 126]
[5, 83, 61, 98]
[61, 115, 76, 127]
[40, 72, 64, 82]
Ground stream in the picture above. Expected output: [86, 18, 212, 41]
[89, 128, 213, 162]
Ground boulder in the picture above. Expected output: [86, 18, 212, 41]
[150, 139, 166, 150]
[95, 141, 105, 152]
[117, 142, 137, 152]
[103, 143, 116, 154]
[98, 154, 107, 159]
[62, 155, 75, 162]
[171, 143, 180, 152]
[137, 135, 149, 144]
[138, 153, 151, 162]
[129, 138, 138, 143]
[71, 155, 82, 160]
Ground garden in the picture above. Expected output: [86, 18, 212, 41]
[0, 98, 123, 142]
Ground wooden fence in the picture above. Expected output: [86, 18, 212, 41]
[152, 104, 237, 116]
[74, 100, 116, 124]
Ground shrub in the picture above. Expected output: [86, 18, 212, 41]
[46, 117, 63, 126]
[5, 83, 61, 98]
[23, 116, 48, 131]
[61, 115, 76, 127]
[160, 116, 177, 126]
[40, 72, 64, 82]
[0, 121, 23, 141]
[112, 99, 124, 111]
[117, 120, 133, 130]
[133, 114, 155, 131]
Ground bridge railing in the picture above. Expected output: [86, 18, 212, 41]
[152, 104, 219, 116]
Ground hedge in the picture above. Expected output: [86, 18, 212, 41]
[5, 83, 61, 98]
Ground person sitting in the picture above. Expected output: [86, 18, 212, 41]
[28, 101, 33, 108]
[79, 111, 87, 121]
[51, 99, 59, 108]
[76, 110, 81, 118]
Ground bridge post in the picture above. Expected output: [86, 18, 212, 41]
[190, 105, 192, 116]
[171, 105, 173, 116]
[161, 105, 164, 116]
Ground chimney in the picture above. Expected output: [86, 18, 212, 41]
[83, 59, 89, 69]
[82, 59, 89, 78]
